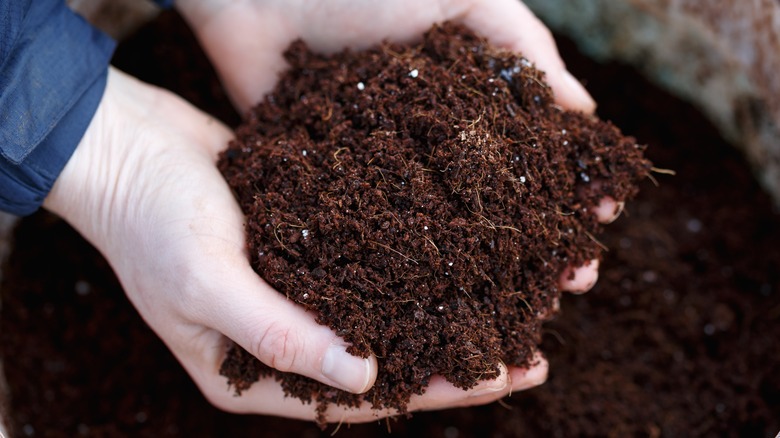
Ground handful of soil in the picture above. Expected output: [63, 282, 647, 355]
[218, 23, 650, 419]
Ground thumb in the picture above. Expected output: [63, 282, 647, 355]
[462, 0, 596, 113]
[198, 263, 378, 394]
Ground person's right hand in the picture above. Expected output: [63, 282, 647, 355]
[177, 0, 623, 293]
[54, 0, 625, 423]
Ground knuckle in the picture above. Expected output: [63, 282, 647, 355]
[252, 323, 301, 373]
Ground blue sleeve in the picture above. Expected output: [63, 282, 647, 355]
[0, 0, 116, 216]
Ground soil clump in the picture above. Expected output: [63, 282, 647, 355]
[217, 22, 648, 416]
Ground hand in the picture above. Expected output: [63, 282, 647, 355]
[176, 0, 617, 286]
[168, 0, 621, 422]
[43, 67, 552, 422]
[177, 0, 596, 115]
[43, 68, 366, 418]
[42, 67, 553, 422]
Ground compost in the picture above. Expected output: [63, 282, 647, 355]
[217, 22, 648, 416]
[1, 11, 778, 437]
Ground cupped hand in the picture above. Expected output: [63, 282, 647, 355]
[177, 0, 596, 115]
[45, 1, 624, 424]
[174, 0, 615, 422]
[176, 0, 617, 294]
[43, 67, 554, 422]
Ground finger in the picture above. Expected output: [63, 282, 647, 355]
[196, 369, 330, 418]
[191, 4, 293, 113]
[537, 296, 561, 321]
[147, 83, 235, 159]
[460, 0, 596, 113]
[594, 196, 625, 224]
[199, 350, 547, 424]
[558, 258, 599, 294]
[192, 262, 378, 395]
[408, 362, 513, 411]
[507, 351, 549, 393]
[342, 354, 548, 421]
[577, 179, 626, 224]
[444, 353, 548, 407]
[197, 362, 514, 421]
[326, 356, 548, 423]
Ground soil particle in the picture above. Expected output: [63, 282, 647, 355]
[217, 22, 649, 418]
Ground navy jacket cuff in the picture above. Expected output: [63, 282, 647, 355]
[0, 1, 115, 216]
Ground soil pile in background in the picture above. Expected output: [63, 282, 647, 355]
[217, 22, 648, 415]
[1, 11, 778, 437]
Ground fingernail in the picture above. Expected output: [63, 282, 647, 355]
[469, 363, 509, 397]
[584, 259, 600, 292]
[562, 70, 596, 112]
[574, 270, 599, 294]
[563, 259, 600, 294]
[322, 344, 374, 394]
[605, 201, 625, 224]
[514, 360, 549, 391]
[585, 272, 599, 291]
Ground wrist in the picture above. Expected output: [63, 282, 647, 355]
[43, 67, 157, 253]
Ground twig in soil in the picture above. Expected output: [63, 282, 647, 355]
[456, 82, 487, 98]
[330, 416, 345, 436]
[446, 57, 461, 74]
[645, 167, 675, 187]
[495, 224, 522, 233]
[646, 173, 660, 187]
[508, 293, 533, 314]
[368, 240, 419, 264]
[381, 45, 403, 60]
[423, 236, 440, 254]
[322, 104, 333, 121]
[466, 112, 483, 129]
[272, 223, 289, 251]
[584, 229, 609, 252]
[544, 328, 567, 346]
[527, 74, 549, 90]
[332, 147, 349, 170]
[650, 166, 676, 175]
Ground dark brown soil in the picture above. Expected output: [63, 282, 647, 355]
[217, 23, 649, 416]
[1, 11, 779, 437]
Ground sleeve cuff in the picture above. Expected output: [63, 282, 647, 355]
[0, 70, 108, 216]
[0, 0, 115, 216]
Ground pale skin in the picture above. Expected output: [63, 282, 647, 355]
[44, 0, 621, 423]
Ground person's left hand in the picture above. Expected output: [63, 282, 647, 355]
[177, 0, 596, 115]
[175, 0, 620, 421]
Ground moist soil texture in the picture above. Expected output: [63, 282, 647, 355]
[1, 11, 779, 437]
[217, 22, 649, 416]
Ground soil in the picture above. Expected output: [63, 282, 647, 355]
[217, 22, 648, 417]
[1, 11, 779, 437]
